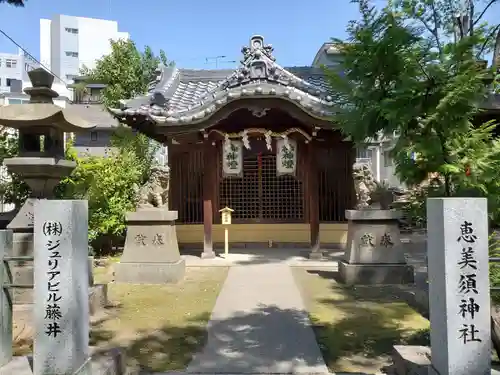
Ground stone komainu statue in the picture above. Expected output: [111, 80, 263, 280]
[352, 163, 378, 209]
[135, 165, 170, 209]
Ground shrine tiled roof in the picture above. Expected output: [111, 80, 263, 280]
[483, 93, 500, 112]
[108, 35, 336, 126]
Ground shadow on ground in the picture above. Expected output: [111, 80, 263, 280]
[297, 269, 430, 374]
[90, 305, 329, 374]
[181, 246, 344, 266]
[89, 273, 429, 374]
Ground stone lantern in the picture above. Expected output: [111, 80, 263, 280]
[0, 68, 94, 302]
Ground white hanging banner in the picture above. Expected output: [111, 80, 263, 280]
[222, 140, 243, 177]
[276, 138, 297, 176]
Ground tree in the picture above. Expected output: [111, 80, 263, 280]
[326, 0, 500, 198]
[59, 148, 144, 249]
[0, 0, 25, 6]
[81, 39, 174, 107]
[56, 126, 160, 254]
[0, 129, 29, 208]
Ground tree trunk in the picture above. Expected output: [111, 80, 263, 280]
[492, 28, 500, 69]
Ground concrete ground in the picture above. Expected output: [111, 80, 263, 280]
[154, 235, 428, 375]
[185, 263, 329, 374]
[180, 232, 428, 272]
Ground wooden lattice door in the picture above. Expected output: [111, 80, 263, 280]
[219, 139, 304, 223]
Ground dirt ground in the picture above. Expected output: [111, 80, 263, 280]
[292, 268, 429, 374]
[13, 263, 229, 372]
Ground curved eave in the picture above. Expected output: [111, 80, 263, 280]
[0, 103, 95, 132]
[109, 82, 336, 128]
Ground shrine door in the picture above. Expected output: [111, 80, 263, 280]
[219, 139, 304, 223]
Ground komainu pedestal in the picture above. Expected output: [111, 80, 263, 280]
[338, 209, 414, 285]
[115, 209, 185, 284]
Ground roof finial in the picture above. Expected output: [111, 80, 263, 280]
[241, 35, 275, 62]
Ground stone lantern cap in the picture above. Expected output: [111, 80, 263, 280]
[0, 68, 95, 133]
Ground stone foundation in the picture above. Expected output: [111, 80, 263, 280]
[390, 345, 500, 375]
[0, 347, 131, 375]
[338, 261, 414, 285]
[338, 209, 414, 285]
[115, 209, 185, 284]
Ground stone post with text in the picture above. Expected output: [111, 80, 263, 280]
[427, 198, 490, 375]
[0, 230, 12, 367]
[33, 200, 89, 375]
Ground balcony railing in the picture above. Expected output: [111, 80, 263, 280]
[73, 95, 102, 104]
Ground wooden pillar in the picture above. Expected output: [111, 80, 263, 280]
[308, 140, 321, 259]
[202, 138, 216, 258]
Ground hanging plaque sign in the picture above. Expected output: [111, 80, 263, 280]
[276, 138, 297, 176]
[222, 140, 243, 177]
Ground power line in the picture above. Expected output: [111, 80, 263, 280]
[0, 27, 65, 84]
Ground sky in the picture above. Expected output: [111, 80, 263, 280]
[0, 0, 497, 70]
[0, 0, 384, 69]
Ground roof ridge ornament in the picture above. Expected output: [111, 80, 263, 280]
[234, 35, 285, 85]
[241, 35, 276, 62]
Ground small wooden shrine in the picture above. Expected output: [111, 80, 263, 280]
[109, 35, 356, 258]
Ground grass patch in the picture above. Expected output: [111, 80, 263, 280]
[292, 268, 429, 374]
[14, 265, 229, 373]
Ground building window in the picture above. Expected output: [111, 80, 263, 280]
[5, 59, 17, 68]
[64, 27, 78, 34]
[356, 147, 373, 160]
[66, 74, 77, 81]
[90, 132, 98, 141]
[8, 99, 28, 105]
[65, 51, 79, 58]
[383, 151, 393, 167]
[24, 63, 36, 72]
[6, 78, 12, 87]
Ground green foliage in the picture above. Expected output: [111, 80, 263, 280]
[57, 127, 159, 251]
[326, 0, 499, 199]
[110, 124, 160, 180]
[0, 130, 30, 208]
[59, 148, 143, 242]
[0, 0, 25, 6]
[490, 233, 500, 304]
[81, 39, 174, 107]
[325, 1, 423, 142]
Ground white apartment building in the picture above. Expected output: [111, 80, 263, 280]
[0, 48, 39, 93]
[40, 15, 129, 84]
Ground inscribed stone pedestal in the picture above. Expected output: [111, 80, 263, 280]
[427, 198, 490, 375]
[338, 209, 414, 285]
[6, 198, 35, 304]
[33, 200, 89, 375]
[115, 209, 185, 284]
[0, 230, 12, 367]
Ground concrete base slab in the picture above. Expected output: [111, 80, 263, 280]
[0, 347, 128, 375]
[0, 356, 32, 375]
[308, 251, 323, 260]
[200, 250, 216, 259]
[338, 261, 414, 285]
[391, 345, 431, 375]
[115, 260, 186, 284]
[391, 345, 500, 375]
[89, 283, 108, 315]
